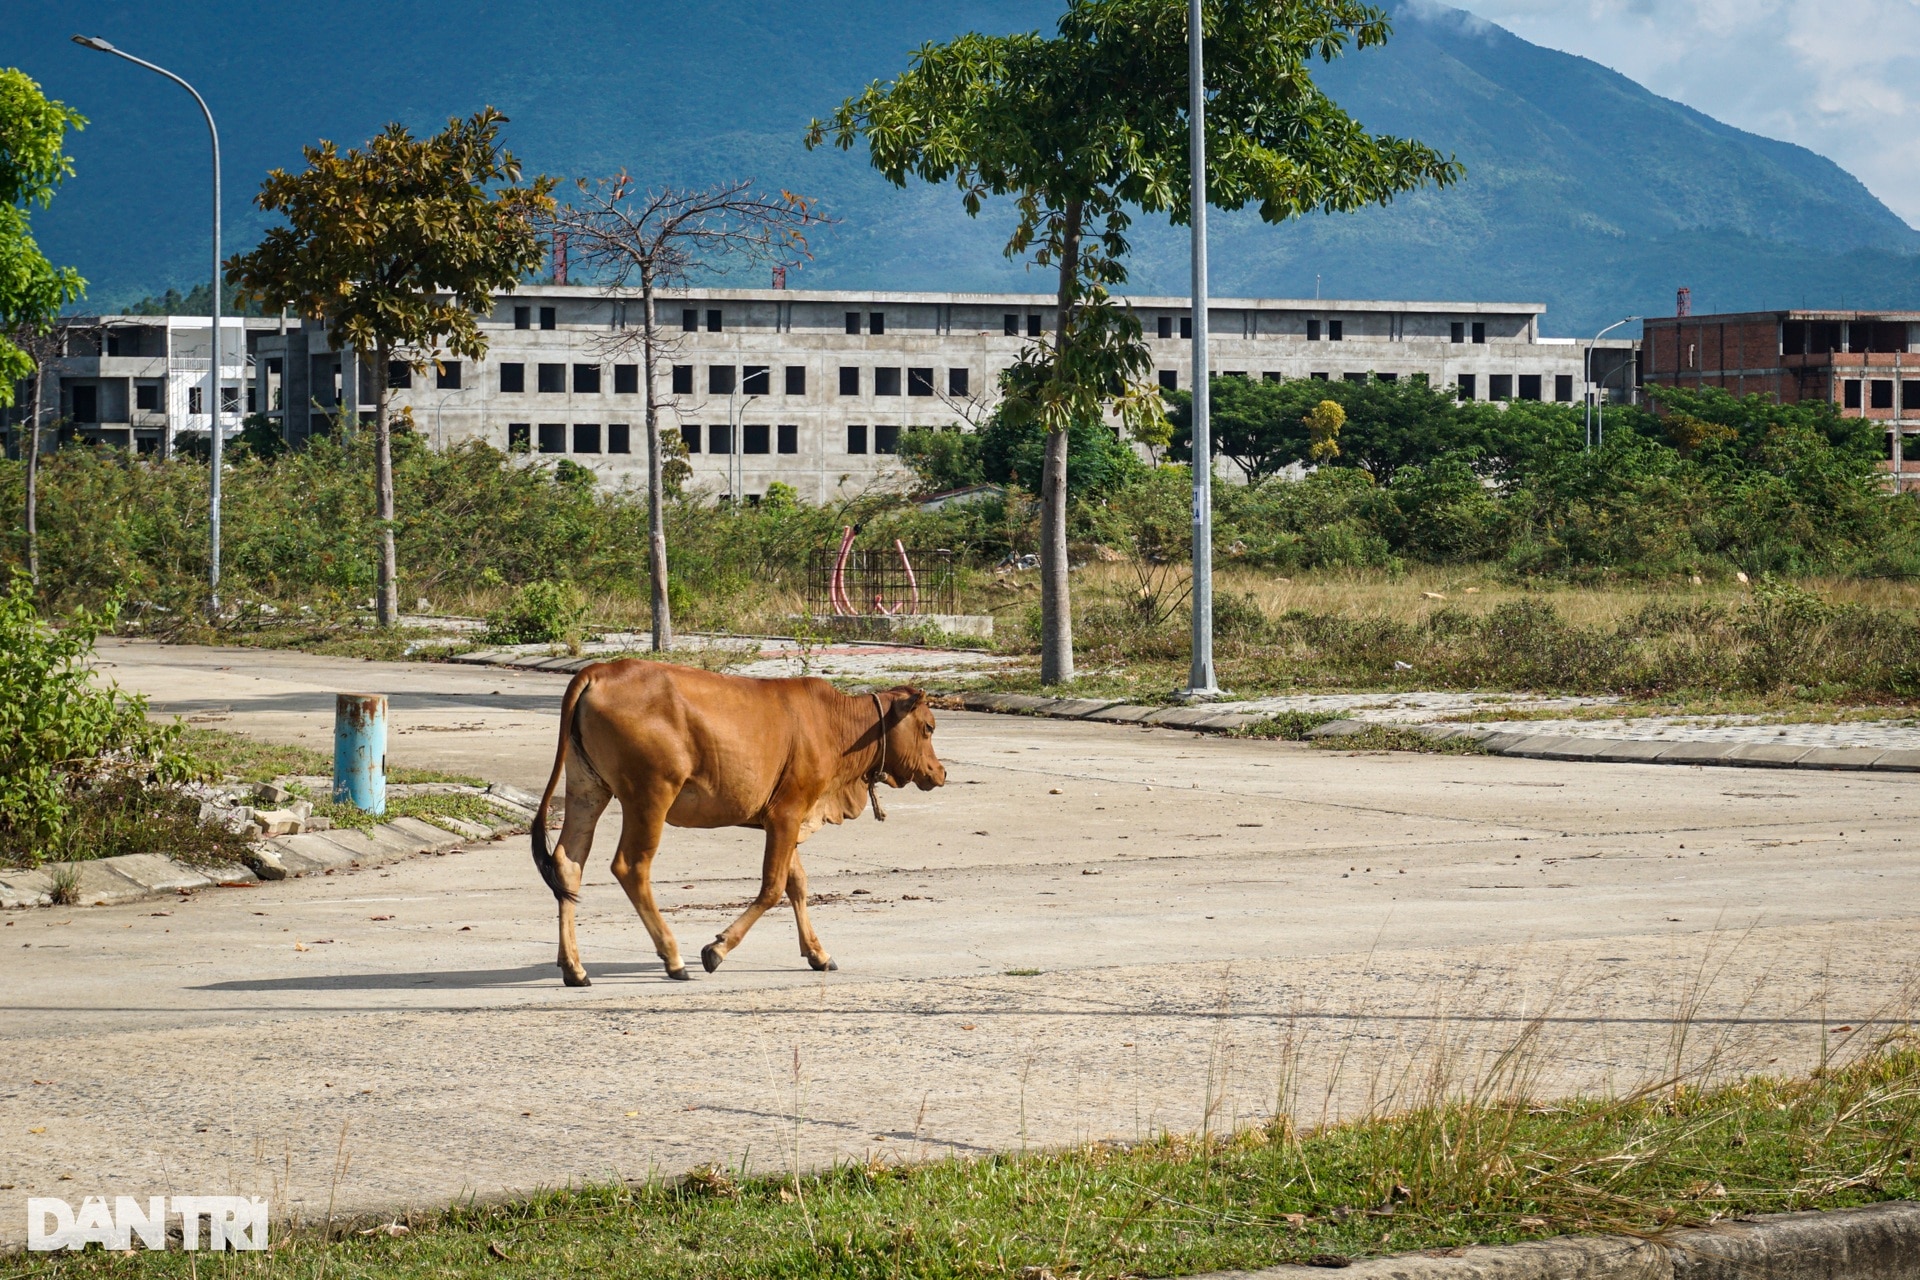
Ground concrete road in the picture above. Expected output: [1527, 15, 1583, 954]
[1, 639, 1916, 1240]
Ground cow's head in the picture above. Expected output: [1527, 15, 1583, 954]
[879, 686, 946, 790]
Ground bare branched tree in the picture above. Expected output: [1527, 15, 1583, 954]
[10, 318, 96, 588]
[540, 176, 833, 650]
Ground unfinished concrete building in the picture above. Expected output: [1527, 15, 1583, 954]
[1642, 308, 1920, 488]
[18, 287, 1632, 504]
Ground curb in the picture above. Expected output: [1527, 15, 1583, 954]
[1216, 1201, 1920, 1279]
[0, 783, 540, 911]
[1304, 719, 1920, 775]
[944, 692, 1920, 776]
[949, 690, 1269, 734]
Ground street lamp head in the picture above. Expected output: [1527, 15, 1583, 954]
[71, 35, 118, 52]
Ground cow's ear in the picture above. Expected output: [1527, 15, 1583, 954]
[900, 687, 926, 710]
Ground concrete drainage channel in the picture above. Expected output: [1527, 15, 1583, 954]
[0, 784, 542, 911]
[1231, 1201, 1920, 1279]
[952, 692, 1920, 775]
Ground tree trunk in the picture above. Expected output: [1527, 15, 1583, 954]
[641, 275, 672, 651]
[24, 356, 44, 589]
[373, 345, 398, 627]
[1039, 199, 1084, 686]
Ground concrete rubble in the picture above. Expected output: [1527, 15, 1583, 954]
[0, 782, 534, 911]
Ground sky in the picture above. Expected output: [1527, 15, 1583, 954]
[1455, 0, 1920, 227]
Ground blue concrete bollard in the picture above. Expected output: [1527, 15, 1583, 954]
[333, 693, 387, 815]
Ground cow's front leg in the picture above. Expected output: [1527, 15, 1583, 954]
[608, 781, 687, 979]
[702, 817, 798, 973]
[785, 855, 835, 972]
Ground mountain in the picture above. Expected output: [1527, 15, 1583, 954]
[16, 0, 1920, 335]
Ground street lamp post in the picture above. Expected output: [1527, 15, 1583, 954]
[729, 390, 760, 506]
[73, 35, 226, 614]
[1585, 316, 1641, 451]
[1183, 0, 1219, 698]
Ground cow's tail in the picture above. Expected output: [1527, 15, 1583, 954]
[533, 670, 593, 904]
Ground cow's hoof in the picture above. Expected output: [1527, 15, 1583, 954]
[701, 943, 724, 973]
[562, 971, 591, 988]
[808, 956, 838, 972]
[666, 967, 690, 981]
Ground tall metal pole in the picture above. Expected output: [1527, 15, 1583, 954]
[74, 36, 224, 613]
[1585, 315, 1639, 452]
[1185, 0, 1219, 696]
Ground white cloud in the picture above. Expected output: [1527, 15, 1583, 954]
[1456, 0, 1920, 225]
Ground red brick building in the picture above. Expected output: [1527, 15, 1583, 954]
[1642, 308, 1920, 487]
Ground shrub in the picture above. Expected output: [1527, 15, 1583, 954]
[485, 579, 589, 646]
[0, 577, 199, 866]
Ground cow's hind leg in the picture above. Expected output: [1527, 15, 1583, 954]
[785, 854, 835, 972]
[701, 816, 799, 973]
[608, 781, 688, 980]
[554, 764, 613, 987]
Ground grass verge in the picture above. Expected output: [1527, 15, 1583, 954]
[22, 776, 257, 870]
[1311, 725, 1490, 755]
[309, 791, 511, 834]
[29, 1042, 1920, 1278]
[177, 728, 481, 787]
[0, 729, 496, 869]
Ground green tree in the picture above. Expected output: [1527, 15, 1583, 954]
[898, 427, 987, 494]
[228, 107, 554, 626]
[0, 69, 88, 591]
[1167, 376, 1310, 480]
[813, 0, 1458, 682]
[978, 401, 1147, 499]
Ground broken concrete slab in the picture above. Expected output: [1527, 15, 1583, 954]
[1304, 719, 1368, 740]
[97, 854, 214, 894]
[1652, 741, 1742, 766]
[1039, 698, 1125, 719]
[1720, 742, 1815, 768]
[1586, 739, 1679, 764]
[1146, 705, 1234, 728]
[1193, 712, 1266, 731]
[0, 869, 54, 909]
[1083, 704, 1157, 724]
[384, 816, 464, 851]
[1499, 734, 1587, 759]
[52, 859, 153, 907]
[274, 831, 367, 869]
[1792, 745, 1889, 771]
[1525, 737, 1613, 761]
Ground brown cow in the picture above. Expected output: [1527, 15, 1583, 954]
[531, 661, 946, 985]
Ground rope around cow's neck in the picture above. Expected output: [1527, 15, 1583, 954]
[867, 692, 889, 822]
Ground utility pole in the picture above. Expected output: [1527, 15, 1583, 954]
[1585, 316, 1640, 450]
[1183, 0, 1219, 698]
[74, 34, 225, 613]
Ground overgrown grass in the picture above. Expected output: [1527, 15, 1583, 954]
[33, 1042, 1920, 1278]
[992, 571, 1920, 705]
[309, 790, 509, 833]
[1312, 725, 1490, 755]
[23, 776, 257, 869]
[178, 728, 480, 787]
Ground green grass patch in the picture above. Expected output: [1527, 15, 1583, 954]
[36, 1044, 1920, 1278]
[310, 790, 508, 833]
[20, 776, 257, 871]
[1311, 725, 1490, 756]
[1234, 710, 1343, 740]
[159, 621, 473, 664]
[177, 727, 480, 787]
